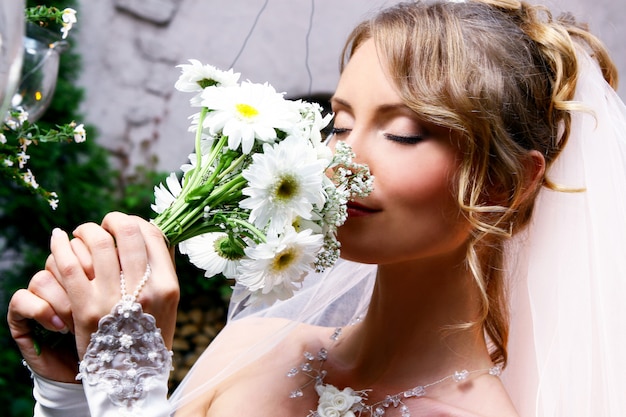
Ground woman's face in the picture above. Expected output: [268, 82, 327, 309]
[330, 39, 471, 266]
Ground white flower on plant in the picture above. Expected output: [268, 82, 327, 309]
[237, 226, 323, 305]
[22, 169, 38, 189]
[175, 59, 240, 99]
[200, 81, 298, 153]
[4, 159, 13, 167]
[179, 149, 217, 180]
[320, 180, 349, 231]
[188, 112, 222, 142]
[292, 214, 323, 235]
[17, 108, 28, 124]
[240, 135, 327, 235]
[0, 133, 6, 144]
[73, 123, 86, 143]
[315, 384, 363, 417]
[48, 192, 59, 210]
[19, 137, 32, 152]
[17, 151, 30, 169]
[288, 100, 333, 144]
[151, 173, 182, 214]
[61, 8, 77, 39]
[178, 232, 243, 279]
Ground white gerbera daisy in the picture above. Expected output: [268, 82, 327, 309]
[178, 232, 243, 278]
[175, 60, 240, 93]
[151, 173, 182, 214]
[200, 81, 299, 153]
[237, 226, 323, 305]
[240, 135, 328, 235]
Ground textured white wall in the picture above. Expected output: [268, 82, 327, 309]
[74, 0, 626, 174]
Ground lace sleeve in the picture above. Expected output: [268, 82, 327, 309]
[77, 298, 174, 417]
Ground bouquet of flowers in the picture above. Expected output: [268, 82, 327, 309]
[151, 60, 373, 306]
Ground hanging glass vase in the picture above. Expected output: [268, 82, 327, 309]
[13, 22, 68, 122]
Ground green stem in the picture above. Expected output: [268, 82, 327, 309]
[228, 217, 267, 243]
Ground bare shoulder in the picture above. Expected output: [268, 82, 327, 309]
[433, 372, 519, 417]
[174, 318, 332, 417]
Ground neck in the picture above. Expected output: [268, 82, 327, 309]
[333, 246, 493, 391]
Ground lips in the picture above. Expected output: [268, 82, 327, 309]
[346, 201, 380, 218]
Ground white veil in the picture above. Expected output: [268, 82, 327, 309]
[502, 49, 626, 416]
[168, 48, 626, 416]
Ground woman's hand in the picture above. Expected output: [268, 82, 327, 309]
[7, 212, 180, 382]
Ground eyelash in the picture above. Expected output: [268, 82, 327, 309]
[384, 133, 424, 145]
[329, 127, 350, 137]
[330, 127, 424, 145]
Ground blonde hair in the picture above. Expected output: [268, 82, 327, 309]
[341, 0, 618, 366]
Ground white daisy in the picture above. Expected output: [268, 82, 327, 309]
[0, 134, 6, 144]
[178, 232, 243, 278]
[151, 173, 182, 214]
[73, 123, 86, 143]
[175, 60, 240, 107]
[200, 81, 298, 153]
[237, 226, 323, 305]
[240, 135, 327, 235]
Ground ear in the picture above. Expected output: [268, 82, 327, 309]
[520, 149, 546, 202]
[483, 149, 546, 207]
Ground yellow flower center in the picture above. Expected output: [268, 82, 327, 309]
[271, 248, 297, 272]
[273, 174, 299, 202]
[235, 103, 259, 119]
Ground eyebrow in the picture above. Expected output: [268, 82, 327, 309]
[330, 96, 416, 115]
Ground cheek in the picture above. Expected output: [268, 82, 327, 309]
[384, 153, 459, 210]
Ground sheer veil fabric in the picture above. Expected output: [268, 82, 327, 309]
[168, 48, 626, 416]
[502, 49, 626, 416]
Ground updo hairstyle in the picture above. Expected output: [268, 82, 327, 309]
[341, 0, 618, 366]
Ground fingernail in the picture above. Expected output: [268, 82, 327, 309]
[51, 315, 68, 333]
[51, 228, 63, 239]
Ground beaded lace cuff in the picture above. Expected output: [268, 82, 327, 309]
[77, 298, 173, 414]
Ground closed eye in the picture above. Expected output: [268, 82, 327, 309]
[329, 127, 351, 137]
[384, 133, 424, 145]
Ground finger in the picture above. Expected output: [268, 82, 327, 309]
[8, 288, 69, 342]
[28, 270, 73, 334]
[66, 224, 119, 300]
[137, 217, 175, 276]
[136, 217, 180, 348]
[44, 253, 62, 282]
[100, 212, 149, 292]
[49, 228, 92, 296]
[70, 237, 95, 280]
[8, 288, 80, 382]
[138, 218, 179, 307]
[50, 228, 118, 323]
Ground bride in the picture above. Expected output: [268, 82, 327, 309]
[8, 1, 626, 416]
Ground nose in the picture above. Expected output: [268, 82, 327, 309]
[340, 128, 370, 169]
